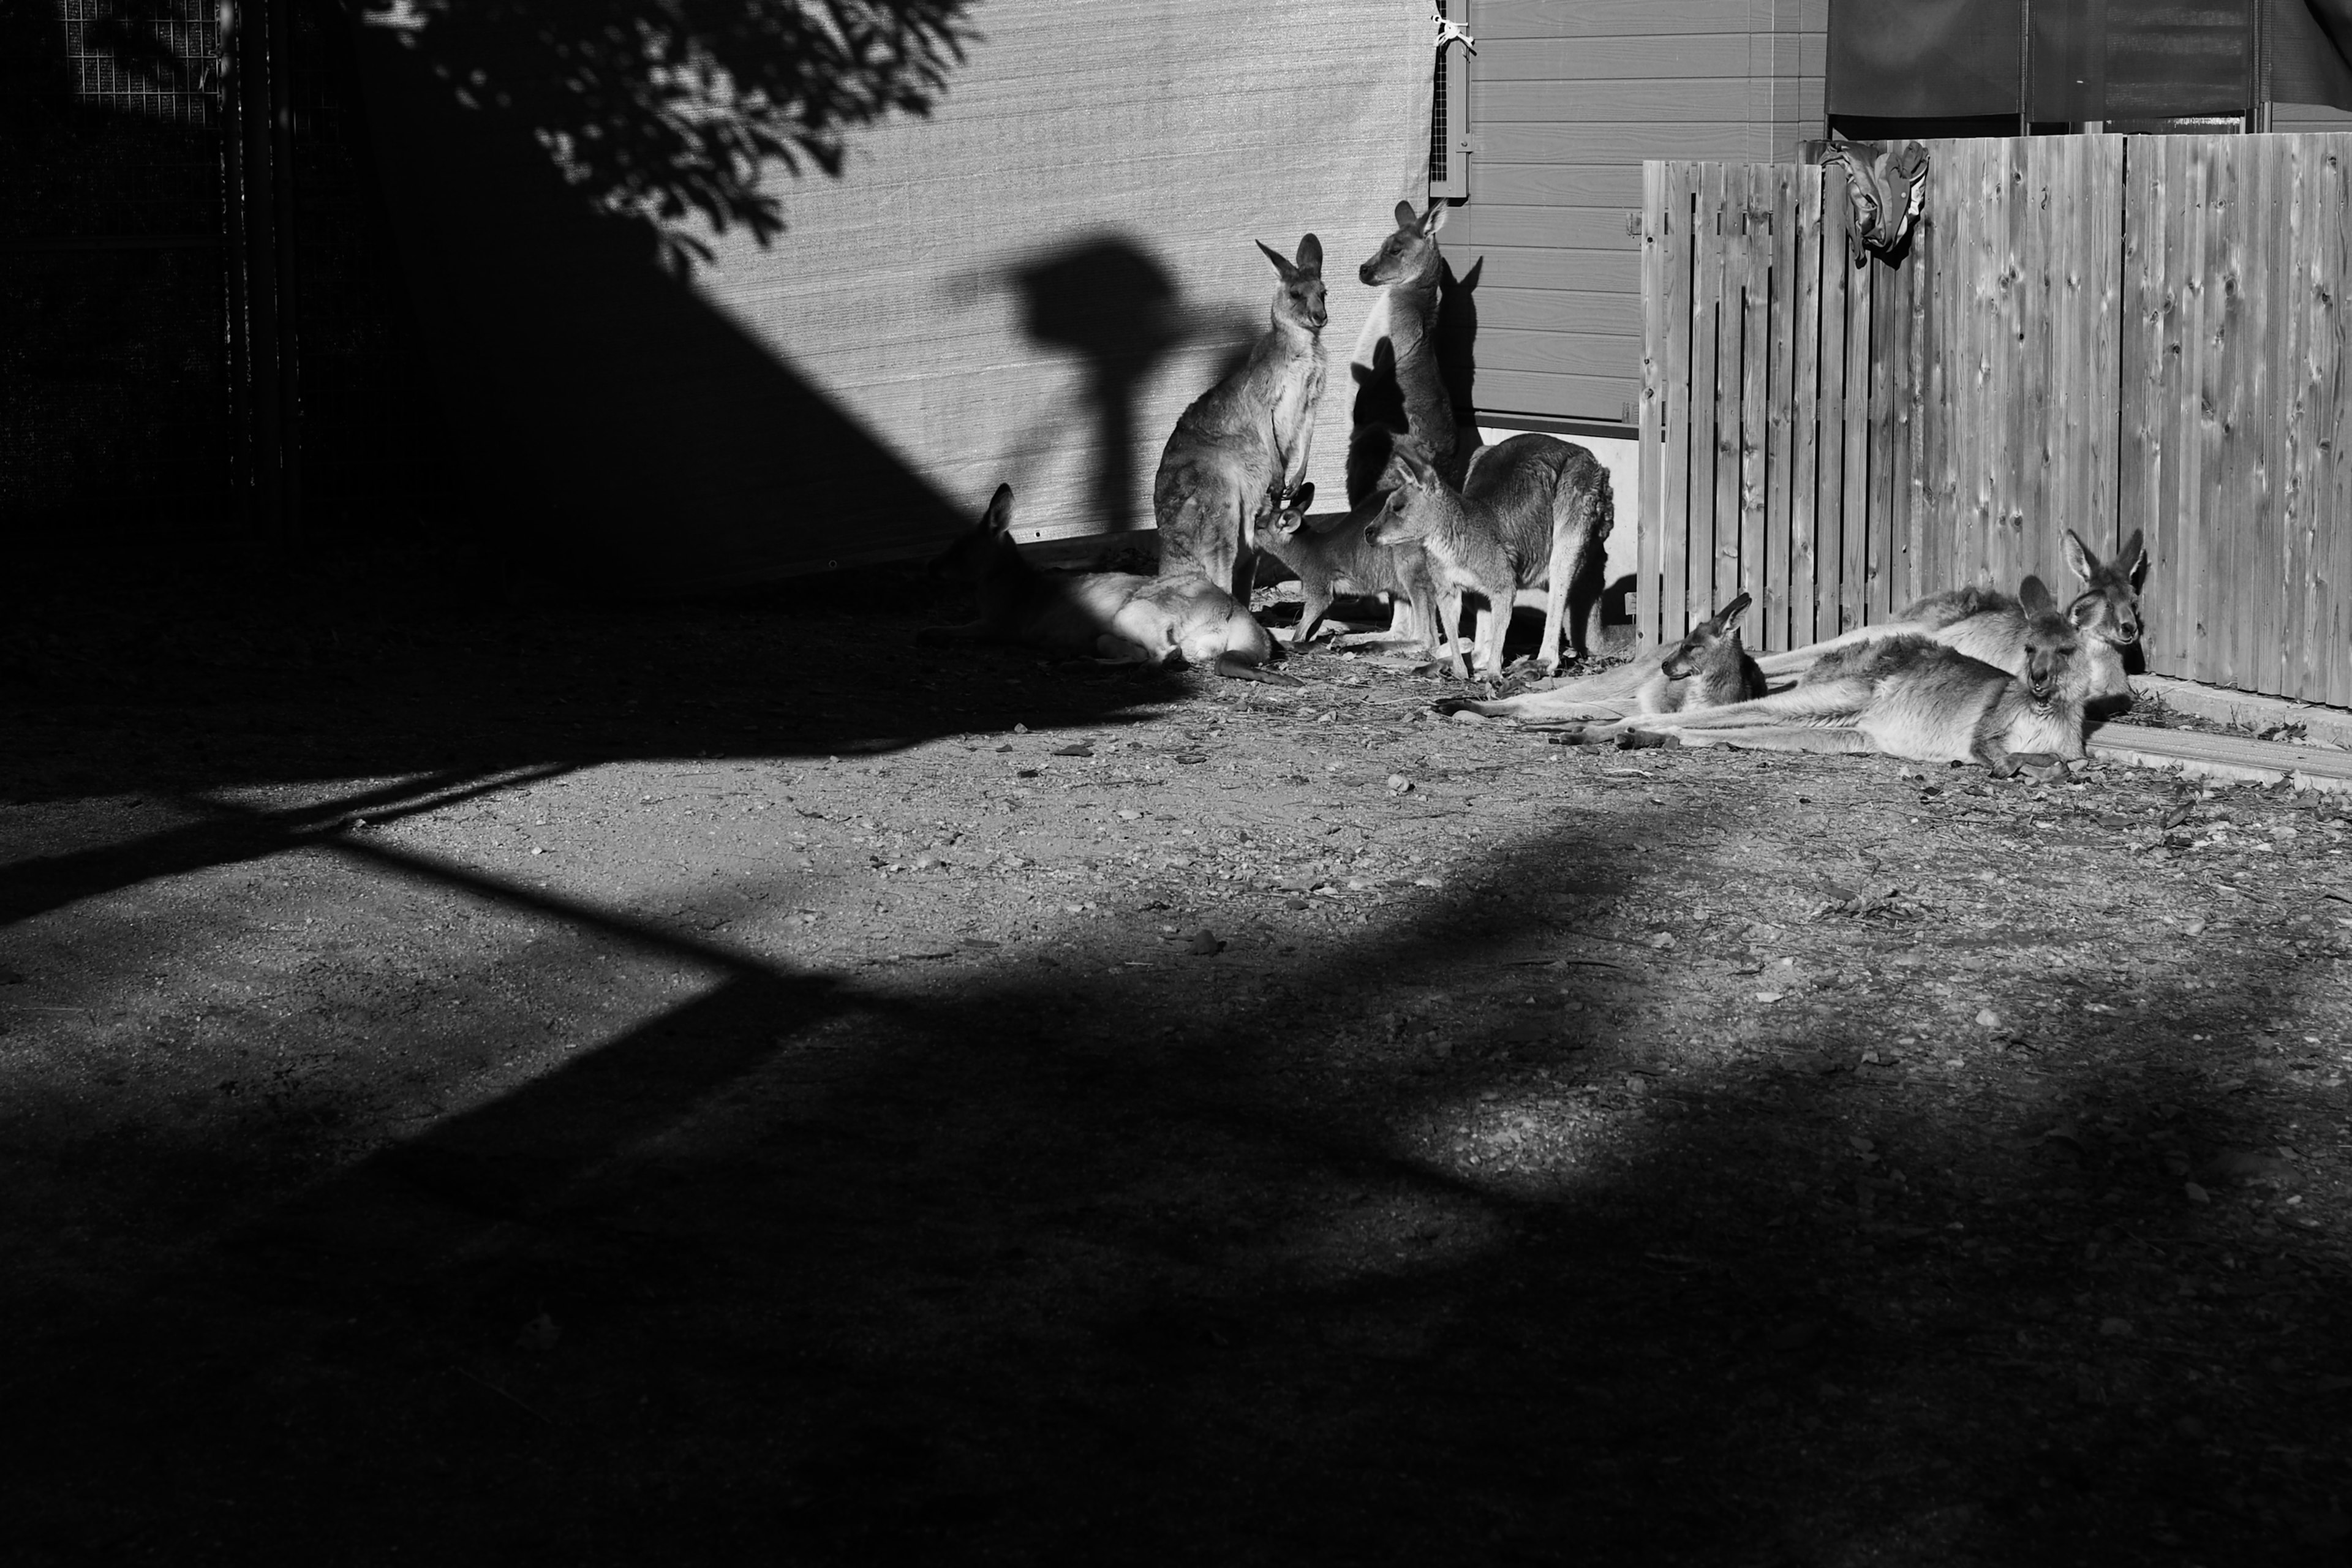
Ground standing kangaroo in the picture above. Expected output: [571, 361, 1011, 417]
[1368, 441, 1614, 677]
[1152, 233, 1329, 606]
[1350, 198, 1461, 507]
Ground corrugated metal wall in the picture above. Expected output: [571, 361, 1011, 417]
[351, 2, 1430, 591]
[1438, 0, 1825, 429]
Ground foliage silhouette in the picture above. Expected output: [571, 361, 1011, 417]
[353, 0, 978, 269]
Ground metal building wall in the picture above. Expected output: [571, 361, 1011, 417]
[350, 2, 1431, 591]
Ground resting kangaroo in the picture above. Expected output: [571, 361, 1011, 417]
[1449, 527, 2143, 725]
[1368, 441, 1614, 676]
[1637, 594, 1767, 714]
[1585, 577, 2093, 766]
[1153, 233, 1329, 605]
[1756, 528, 2146, 714]
[921, 483, 1295, 682]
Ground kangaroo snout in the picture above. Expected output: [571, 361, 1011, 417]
[1357, 262, 1379, 287]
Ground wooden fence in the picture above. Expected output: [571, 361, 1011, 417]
[1637, 133, 2352, 707]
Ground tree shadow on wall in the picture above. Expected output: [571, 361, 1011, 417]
[346, 0, 979, 275]
[334, 2, 999, 591]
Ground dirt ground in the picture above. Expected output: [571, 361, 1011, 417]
[6, 560, 2352, 1566]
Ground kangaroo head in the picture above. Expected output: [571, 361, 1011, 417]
[2061, 527, 2146, 647]
[1359, 198, 1447, 289]
[2017, 575, 2084, 704]
[1257, 233, 1327, 333]
[1365, 454, 1439, 546]
[1260, 481, 1314, 542]
[931, 483, 1020, 581]
[1660, 593, 1752, 680]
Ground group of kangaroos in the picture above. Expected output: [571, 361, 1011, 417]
[924, 198, 2151, 774]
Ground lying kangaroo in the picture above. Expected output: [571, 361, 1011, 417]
[1452, 527, 2143, 725]
[1757, 528, 2146, 715]
[1637, 594, 1767, 714]
[920, 483, 1297, 683]
[1256, 481, 1447, 664]
[1584, 577, 2092, 766]
[1368, 441, 1613, 677]
[1153, 233, 1329, 605]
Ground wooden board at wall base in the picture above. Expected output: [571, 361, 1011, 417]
[2089, 722, 2352, 797]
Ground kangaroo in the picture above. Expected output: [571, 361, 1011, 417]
[1349, 198, 1463, 649]
[1754, 527, 2146, 716]
[1368, 440, 1614, 677]
[1365, 448, 1517, 678]
[1349, 198, 1460, 506]
[1637, 594, 1767, 714]
[1589, 577, 2093, 767]
[920, 483, 1298, 683]
[1255, 481, 1445, 661]
[1152, 233, 1329, 605]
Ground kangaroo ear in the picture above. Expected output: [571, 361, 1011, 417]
[2019, 575, 2058, 616]
[1289, 480, 1316, 513]
[982, 483, 1015, 535]
[1715, 592, 1753, 628]
[1393, 198, 1418, 230]
[1293, 233, 1322, 276]
[2061, 529, 2095, 582]
[1255, 239, 1295, 279]
[1420, 199, 1449, 237]
[2117, 528, 2147, 582]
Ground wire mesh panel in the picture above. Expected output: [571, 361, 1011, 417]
[1, 2, 231, 534]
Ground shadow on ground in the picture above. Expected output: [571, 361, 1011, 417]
[4, 576, 2349, 1566]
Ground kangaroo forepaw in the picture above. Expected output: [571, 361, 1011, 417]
[1615, 729, 1678, 751]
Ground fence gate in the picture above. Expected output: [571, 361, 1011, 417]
[1639, 133, 2352, 709]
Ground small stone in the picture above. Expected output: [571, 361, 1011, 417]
[1387, 774, 1414, 793]
[1014, 723, 1029, 734]
[1450, 710, 1487, 725]
[2184, 1181, 2211, 1205]
[1975, 1009, 2000, 1028]
[2098, 1316, 2134, 1337]
[1186, 929, 1224, 956]
[1649, 932, 1676, 949]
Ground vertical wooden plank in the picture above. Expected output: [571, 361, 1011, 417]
[2084, 135, 2125, 578]
[2168, 135, 2209, 683]
[1915, 140, 1958, 609]
[2015, 135, 2055, 592]
[1900, 167, 1938, 611]
[1816, 178, 1851, 641]
[1738, 164, 1773, 623]
[1639, 159, 1667, 652]
[1838, 187, 1872, 631]
[1764, 160, 1799, 652]
[2277, 137, 2314, 700]
[2169, 138, 2213, 683]
[2321, 138, 2352, 707]
[2119, 133, 2167, 669]
[1789, 164, 1826, 652]
[1684, 161, 1732, 640]
[1864, 204, 1899, 624]
[1713, 163, 1749, 621]
[1953, 140, 1996, 598]
[2202, 137, 2249, 689]
[2233, 137, 2276, 695]
[1660, 162, 1698, 650]
[2216, 137, 2267, 692]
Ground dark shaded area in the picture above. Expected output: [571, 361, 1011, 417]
[349, 0, 976, 272]
[5, 582, 2349, 1564]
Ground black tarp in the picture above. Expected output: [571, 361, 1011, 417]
[1830, 1, 2352, 121]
